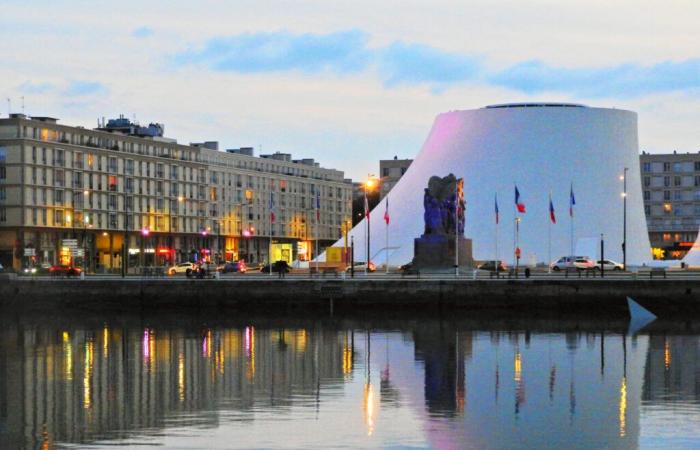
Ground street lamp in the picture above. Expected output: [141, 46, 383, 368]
[363, 175, 378, 273]
[140, 226, 150, 268]
[621, 168, 628, 270]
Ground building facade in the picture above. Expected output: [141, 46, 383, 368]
[0, 114, 352, 271]
[379, 156, 412, 199]
[640, 151, 700, 259]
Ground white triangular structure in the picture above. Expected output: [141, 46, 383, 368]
[324, 103, 651, 266]
[627, 296, 657, 334]
[681, 229, 700, 267]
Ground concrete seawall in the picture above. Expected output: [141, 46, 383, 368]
[2, 278, 700, 317]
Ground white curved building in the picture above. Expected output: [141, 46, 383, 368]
[334, 103, 651, 266]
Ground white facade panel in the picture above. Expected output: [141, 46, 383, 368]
[334, 104, 652, 266]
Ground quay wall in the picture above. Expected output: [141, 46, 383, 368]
[2, 279, 700, 317]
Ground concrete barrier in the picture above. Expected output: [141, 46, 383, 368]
[2, 278, 700, 317]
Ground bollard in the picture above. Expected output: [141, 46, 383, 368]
[80, 272, 85, 281]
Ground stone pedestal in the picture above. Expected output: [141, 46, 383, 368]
[413, 234, 474, 269]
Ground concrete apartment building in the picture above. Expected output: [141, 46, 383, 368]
[640, 151, 700, 259]
[379, 156, 412, 199]
[0, 114, 352, 271]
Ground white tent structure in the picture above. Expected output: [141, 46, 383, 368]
[329, 103, 651, 266]
[681, 230, 700, 267]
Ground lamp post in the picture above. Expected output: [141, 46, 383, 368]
[140, 226, 150, 268]
[621, 168, 628, 270]
[364, 176, 377, 274]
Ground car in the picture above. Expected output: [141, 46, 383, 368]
[0, 262, 4, 272]
[49, 265, 82, 276]
[22, 266, 38, 275]
[218, 260, 247, 273]
[260, 261, 290, 273]
[168, 262, 196, 275]
[346, 261, 376, 273]
[550, 256, 596, 271]
[477, 260, 508, 272]
[595, 259, 623, 271]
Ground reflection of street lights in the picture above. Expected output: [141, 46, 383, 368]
[620, 168, 628, 270]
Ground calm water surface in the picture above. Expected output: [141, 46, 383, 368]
[1, 314, 699, 449]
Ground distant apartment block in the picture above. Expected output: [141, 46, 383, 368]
[379, 156, 412, 199]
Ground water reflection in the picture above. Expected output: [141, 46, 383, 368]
[0, 316, 698, 449]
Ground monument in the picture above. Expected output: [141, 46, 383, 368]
[413, 174, 473, 269]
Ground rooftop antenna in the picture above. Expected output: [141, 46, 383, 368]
[21, 96, 24, 114]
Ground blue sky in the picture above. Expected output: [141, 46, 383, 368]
[2, 0, 699, 179]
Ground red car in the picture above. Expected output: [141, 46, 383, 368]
[49, 265, 82, 276]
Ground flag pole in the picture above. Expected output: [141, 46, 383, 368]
[269, 191, 273, 278]
[548, 191, 552, 274]
[315, 193, 319, 275]
[385, 199, 389, 274]
[570, 183, 574, 258]
[495, 193, 498, 273]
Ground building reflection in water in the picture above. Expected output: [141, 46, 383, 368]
[2, 316, 700, 449]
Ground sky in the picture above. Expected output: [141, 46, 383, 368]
[2, 0, 699, 180]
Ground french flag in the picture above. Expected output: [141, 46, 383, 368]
[549, 195, 556, 224]
[515, 186, 526, 213]
[269, 192, 275, 224]
[383, 198, 390, 225]
[569, 184, 576, 217]
[495, 194, 499, 224]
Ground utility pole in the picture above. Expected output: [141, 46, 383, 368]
[622, 167, 628, 271]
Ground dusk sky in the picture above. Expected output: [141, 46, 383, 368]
[3, 0, 699, 180]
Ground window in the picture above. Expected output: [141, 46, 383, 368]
[125, 177, 134, 193]
[31, 147, 37, 163]
[664, 176, 670, 187]
[41, 148, 47, 164]
[55, 209, 64, 226]
[108, 195, 117, 210]
[695, 161, 700, 171]
[674, 176, 681, 186]
[53, 149, 64, 166]
[0, 166, 5, 180]
[171, 165, 178, 180]
[109, 213, 117, 229]
[663, 162, 671, 172]
[125, 159, 134, 175]
[642, 162, 651, 172]
[31, 208, 37, 225]
[73, 152, 83, 169]
[663, 190, 671, 201]
[73, 172, 83, 188]
[0, 187, 5, 200]
[674, 190, 682, 200]
[674, 206, 683, 216]
[54, 170, 64, 187]
[156, 198, 164, 212]
[156, 163, 164, 178]
[644, 205, 650, 216]
[125, 196, 133, 211]
[54, 189, 64, 205]
[673, 162, 683, 172]
[643, 177, 650, 187]
[0, 207, 5, 222]
[108, 175, 118, 192]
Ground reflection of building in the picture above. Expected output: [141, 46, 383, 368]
[643, 335, 700, 401]
[379, 157, 412, 199]
[639, 152, 700, 259]
[335, 104, 651, 265]
[0, 114, 352, 270]
[0, 322, 348, 449]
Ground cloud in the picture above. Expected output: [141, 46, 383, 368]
[175, 30, 371, 74]
[64, 80, 108, 96]
[175, 30, 700, 97]
[18, 81, 55, 94]
[132, 26, 153, 38]
[379, 42, 481, 87]
[490, 59, 700, 97]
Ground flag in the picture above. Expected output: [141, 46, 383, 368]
[569, 184, 576, 217]
[495, 194, 500, 224]
[383, 197, 390, 225]
[269, 192, 275, 224]
[364, 192, 370, 219]
[316, 191, 321, 222]
[515, 185, 526, 213]
[549, 194, 556, 224]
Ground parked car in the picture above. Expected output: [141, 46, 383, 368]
[477, 260, 508, 272]
[550, 256, 596, 271]
[49, 265, 82, 276]
[168, 262, 196, 275]
[345, 261, 376, 273]
[22, 266, 38, 275]
[595, 259, 624, 271]
[260, 261, 290, 273]
[218, 260, 247, 273]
